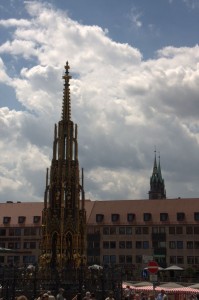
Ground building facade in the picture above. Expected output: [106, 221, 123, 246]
[0, 198, 199, 278]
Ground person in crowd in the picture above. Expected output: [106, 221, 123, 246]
[105, 291, 115, 300]
[141, 292, 147, 300]
[148, 294, 155, 300]
[83, 291, 91, 300]
[47, 291, 55, 300]
[91, 293, 97, 300]
[56, 288, 65, 300]
[134, 294, 140, 300]
[37, 291, 44, 300]
[156, 290, 167, 300]
[124, 286, 131, 300]
[17, 296, 28, 300]
[42, 294, 49, 300]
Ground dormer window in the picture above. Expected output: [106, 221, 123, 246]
[18, 216, 26, 224]
[160, 213, 168, 222]
[96, 214, 104, 223]
[111, 214, 119, 222]
[33, 216, 41, 223]
[3, 217, 11, 224]
[143, 213, 151, 222]
[177, 212, 185, 221]
[127, 213, 135, 222]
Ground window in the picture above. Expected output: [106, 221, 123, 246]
[7, 256, 20, 264]
[103, 227, 109, 235]
[152, 227, 158, 233]
[119, 241, 125, 249]
[195, 212, 199, 221]
[0, 229, 6, 236]
[136, 241, 142, 249]
[33, 216, 41, 223]
[143, 213, 151, 221]
[177, 213, 185, 221]
[186, 227, 193, 234]
[110, 227, 116, 235]
[119, 227, 125, 235]
[169, 227, 175, 234]
[135, 227, 142, 234]
[18, 216, 26, 224]
[143, 227, 149, 234]
[0, 243, 5, 248]
[15, 228, 21, 236]
[169, 241, 176, 249]
[9, 228, 21, 236]
[3, 217, 11, 224]
[126, 241, 132, 249]
[159, 227, 165, 233]
[143, 241, 149, 249]
[110, 241, 116, 249]
[8, 242, 20, 249]
[177, 256, 184, 264]
[9, 229, 14, 236]
[24, 242, 36, 249]
[176, 227, 183, 234]
[160, 213, 168, 222]
[194, 227, 199, 234]
[127, 213, 135, 222]
[187, 241, 193, 249]
[8, 243, 14, 249]
[126, 227, 132, 235]
[110, 255, 116, 263]
[103, 255, 109, 264]
[126, 255, 132, 263]
[194, 242, 199, 249]
[24, 227, 37, 236]
[187, 256, 194, 264]
[177, 241, 183, 249]
[111, 214, 119, 222]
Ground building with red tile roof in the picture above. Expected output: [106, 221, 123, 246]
[0, 197, 199, 278]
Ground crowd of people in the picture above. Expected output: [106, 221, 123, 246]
[13, 287, 169, 300]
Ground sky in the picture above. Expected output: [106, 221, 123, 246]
[1, 0, 199, 202]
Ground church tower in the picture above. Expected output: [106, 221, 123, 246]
[148, 151, 166, 199]
[40, 62, 86, 270]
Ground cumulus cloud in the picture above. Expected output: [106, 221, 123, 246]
[0, 1, 199, 202]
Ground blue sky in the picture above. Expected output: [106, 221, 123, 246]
[0, 0, 199, 202]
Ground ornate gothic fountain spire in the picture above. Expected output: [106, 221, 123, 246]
[41, 62, 86, 271]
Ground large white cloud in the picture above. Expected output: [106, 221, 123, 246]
[0, 1, 199, 202]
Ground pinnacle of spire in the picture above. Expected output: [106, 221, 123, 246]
[62, 61, 72, 121]
[158, 154, 163, 181]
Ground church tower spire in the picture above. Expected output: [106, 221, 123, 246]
[41, 62, 86, 271]
[148, 150, 166, 199]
